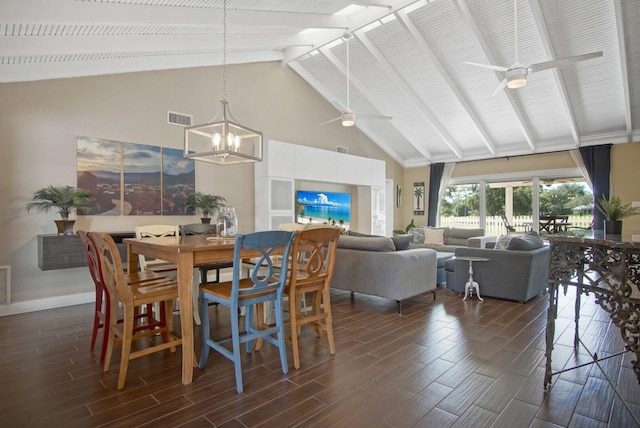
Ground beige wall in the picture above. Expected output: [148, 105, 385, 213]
[0, 61, 403, 306]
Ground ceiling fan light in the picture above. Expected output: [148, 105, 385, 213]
[506, 67, 528, 89]
[342, 112, 355, 127]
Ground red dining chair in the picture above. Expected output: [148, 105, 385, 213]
[91, 231, 182, 390]
[79, 230, 171, 364]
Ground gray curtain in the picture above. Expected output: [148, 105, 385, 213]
[579, 144, 611, 231]
[427, 163, 444, 227]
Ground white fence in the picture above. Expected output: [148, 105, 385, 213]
[440, 215, 593, 237]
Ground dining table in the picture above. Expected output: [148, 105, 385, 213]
[539, 215, 572, 234]
[124, 234, 242, 385]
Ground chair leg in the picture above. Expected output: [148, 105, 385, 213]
[274, 297, 289, 375]
[117, 306, 135, 390]
[290, 291, 302, 369]
[254, 303, 265, 351]
[244, 304, 255, 353]
[198, 292, 211, 369]
[322, 288, 336, 356]
[192, 269, 201, 326]
[230, 305, 244, 393]
[99, 293, 112, 364]
[90, 288, 103, 351]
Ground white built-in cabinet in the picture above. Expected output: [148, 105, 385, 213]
[255, 140, 386, 234]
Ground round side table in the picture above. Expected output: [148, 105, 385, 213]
[453, 256, 490, 301]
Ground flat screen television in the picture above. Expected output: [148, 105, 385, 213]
[296, 190, 351, 228]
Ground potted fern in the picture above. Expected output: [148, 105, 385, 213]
[26, 185, 95, 235]
[597, 194, 639, 234]
[185, 192, 227, 224]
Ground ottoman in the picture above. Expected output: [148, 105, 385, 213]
[436, 252, 455, 285]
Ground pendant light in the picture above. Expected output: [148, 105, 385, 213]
[184, 0, 263, 165]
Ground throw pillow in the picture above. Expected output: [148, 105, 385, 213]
[506, 233, 545, 251]
[494, 234, 512, 250]
[409, 227, 425, 244]
[337, 235, 396, 252]
[391, 234, 413, 251]
[424, 227, 445, 245]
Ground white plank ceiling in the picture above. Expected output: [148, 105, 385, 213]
[2, 0, 638, 167]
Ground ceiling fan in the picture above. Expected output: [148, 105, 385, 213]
[320, 32, 392, 127]
[465, 0, 603, 96]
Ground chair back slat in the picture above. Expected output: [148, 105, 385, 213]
[92, 232, 132, 304]
[78, 230, 104, 292]
[289, 227, 341, 289]
[134, 225, 179, 270]
[180, 223, 217, 236]
[234, 231, 295, 300]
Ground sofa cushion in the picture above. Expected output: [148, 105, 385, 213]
[446, 227, 484, 246]
[409, 227, 425, 244]
[494, 234, 512, 250]
[391, 234, 413, 251]
[506, 232, 545, 251]
[347, 230, 381, 237]
[424, 227, 445, 245]
[337, 235, 396, 252]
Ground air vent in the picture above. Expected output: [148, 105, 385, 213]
[0, 266, 10, 305]
[167, 111, 192, 127]
[336, 146, 348, 154]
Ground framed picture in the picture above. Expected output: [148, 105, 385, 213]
[413, 182, 425, 215]
[396, 185, 402, 208]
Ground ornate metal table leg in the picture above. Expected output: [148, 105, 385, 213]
[544, 281, 557, 391]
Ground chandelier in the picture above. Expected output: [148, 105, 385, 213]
[184, 0, 263, 165]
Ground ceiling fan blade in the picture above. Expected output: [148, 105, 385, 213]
[530, 51, 603, 73]
[491, 78, 508, 97]
[357, 113, 393, 121]
[465, 61, 509, 72]
[318, 116, 342, 126]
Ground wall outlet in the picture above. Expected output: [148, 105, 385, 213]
[632, 234, 640, 242]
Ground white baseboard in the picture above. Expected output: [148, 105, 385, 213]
[0, 291, 94, 317]
[0, 269, 235, 317]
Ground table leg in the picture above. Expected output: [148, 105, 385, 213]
[544, 282, 557, 390]
[473, 281, 483, 301]
[176, 252, 196, 384]
[463, 260, 483, 301]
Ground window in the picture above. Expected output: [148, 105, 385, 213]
[440, 175, 592, 235]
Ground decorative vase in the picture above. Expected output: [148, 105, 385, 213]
[55, 219, 75, 235]
[217, 207, 238, 238]
[604, 220, 622, 235]
[200, 217, 211, 224]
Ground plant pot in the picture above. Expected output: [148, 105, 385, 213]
[200, 217, 211, 224]
[55, 219, 76, 235]
[604, 220, 622, 235]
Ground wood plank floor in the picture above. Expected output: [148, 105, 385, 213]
[1, 286, 639, 427]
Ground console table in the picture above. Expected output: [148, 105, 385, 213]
[37, 232, 133, 270]
[545, 235, 640, 422]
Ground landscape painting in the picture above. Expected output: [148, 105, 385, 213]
[123, 143, 162, 215]
[77, 137, 122, 215]
[162, 147, 195, 215]
[77, 137, 195, 216]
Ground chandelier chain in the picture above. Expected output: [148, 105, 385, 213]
[223, 0, 228, 100]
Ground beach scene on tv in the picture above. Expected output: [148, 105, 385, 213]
[296, 190, 351, 230]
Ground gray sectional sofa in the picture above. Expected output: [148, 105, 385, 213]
[331, 234, 437, 313]
[444, 232, 550, 303]
[410, 226, 496, 252]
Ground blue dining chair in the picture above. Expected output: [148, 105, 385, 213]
[198, 230, 295, 393]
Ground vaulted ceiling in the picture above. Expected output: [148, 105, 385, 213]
[2, 0, 638, 167]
